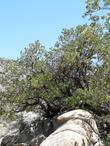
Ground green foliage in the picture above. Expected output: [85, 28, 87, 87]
[0, 23, 109, 114]
[104, 133, 110, 146]
[0, 1, 109, 120]
[84, 0, 110, 32]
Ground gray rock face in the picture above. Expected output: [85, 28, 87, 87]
[40, 109, 103, 146]
[0, 116, 18, 145]
[0, 111, 53, 146]
[0, 58, 8, 92]
[0, 109, 104, 146]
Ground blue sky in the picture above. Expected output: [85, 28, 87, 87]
[0, 0, 87, 59]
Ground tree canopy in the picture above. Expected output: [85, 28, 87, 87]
[0, 0, 110, 119]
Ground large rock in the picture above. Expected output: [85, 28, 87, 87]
[0, 111, 53, 146]
[0, 117, 18, 145]
[40, 109, 103, 146]
[0, 109, 104, 146]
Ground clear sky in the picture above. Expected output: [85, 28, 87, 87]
[0, 0, 87, 59]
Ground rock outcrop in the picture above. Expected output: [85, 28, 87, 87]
[0, 117, 18, 145]
[40, 109, 103, 146]
[0, 111, 53, 146]
[0, 109, 104, 146]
